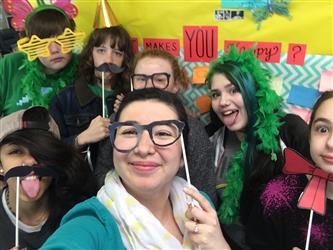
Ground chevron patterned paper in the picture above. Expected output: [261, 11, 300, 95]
[177, 49, 333, 124]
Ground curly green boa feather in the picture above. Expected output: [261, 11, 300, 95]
[212, 46, 285, 224]
[251, 0, 292, 29]
[218, 142, 246, 223]
[21, 55, 78, 107]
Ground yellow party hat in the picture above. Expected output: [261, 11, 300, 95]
[93, 0, 119, 28]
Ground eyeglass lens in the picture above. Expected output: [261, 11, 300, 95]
[132, 73, 170, 89]
[113, 123, 181, 151]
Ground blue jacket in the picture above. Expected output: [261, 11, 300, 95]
[42, 192, 213, 249]
[41, 197, 125, 250]
[49, 76, 124, 168]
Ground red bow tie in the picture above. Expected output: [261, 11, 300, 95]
[282, 148, 333, 215]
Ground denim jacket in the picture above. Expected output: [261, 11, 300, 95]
[49, 76, 123, 168]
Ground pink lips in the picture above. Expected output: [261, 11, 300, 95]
[322, 155, 333, 165]
[51, 57, 64, 63]
[131, 161, 159, 172]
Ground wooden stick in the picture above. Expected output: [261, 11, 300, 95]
[15, 177, 20, 247]
[130, 78, 134, 92]
[305, 209, 314, 250]
[180, 134, 191, 186]
[102, 71, 105, 118]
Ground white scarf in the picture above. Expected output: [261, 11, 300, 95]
[97, 171, 198, 250]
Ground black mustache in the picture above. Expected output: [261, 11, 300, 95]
[3, 165, 59, 182]
[95, 63, 125, 74]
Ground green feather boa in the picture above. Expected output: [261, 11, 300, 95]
[211, 47, 285, 224]
[218, 142, 246, 223]
[21, 55, 78, 107]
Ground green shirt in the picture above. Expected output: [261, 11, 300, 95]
[0, 52, 77, 117]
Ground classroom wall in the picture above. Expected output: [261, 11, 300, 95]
[74, 0, 333, 56]
[26, 0, 333, 123]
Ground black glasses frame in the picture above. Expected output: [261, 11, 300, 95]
[131, 72, 171, 90]
[109, 119, 185, 153]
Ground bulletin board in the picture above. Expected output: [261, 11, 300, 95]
[74, 0, 333, 56]
[26, 0, 333, 124]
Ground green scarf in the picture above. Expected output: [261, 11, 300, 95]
[21, 55, 78, 107]
[88, 84, 114, 98]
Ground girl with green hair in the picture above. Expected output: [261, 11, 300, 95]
[205, 46, 310, 249]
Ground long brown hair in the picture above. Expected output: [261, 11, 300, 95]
[0, 129, 97, 229]
[79, 26, 134, 91]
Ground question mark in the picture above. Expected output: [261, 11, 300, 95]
[292, 46, 302, 61]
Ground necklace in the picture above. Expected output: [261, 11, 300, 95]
[5, 189, 49, 224]
[5, 189, 18, 218]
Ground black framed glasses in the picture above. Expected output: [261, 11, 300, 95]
[131, 72, 171, 90]
[109, 120, 185, 153]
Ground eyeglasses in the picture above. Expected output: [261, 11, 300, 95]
[17, 28, 85, 61]
[131, 72, 171, 90]
[109, 120, 185, 153]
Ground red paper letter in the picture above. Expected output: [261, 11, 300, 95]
[183, 26, 218, 62]
[287, 44, 307, 65]
[143, 38, 180, 56]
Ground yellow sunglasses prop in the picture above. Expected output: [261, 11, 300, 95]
[17, 28, 85, 61]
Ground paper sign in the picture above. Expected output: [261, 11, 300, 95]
[290, 107, 312, 124]
[287, 44, 307, 65]
[192, 66, 209, 84]
[215, 10, 244, 21]
[224, 40, 282, 63]
[183, 26, 218, 62]
[270, 76, 284, 96]
[287, 85, 321, 108]
[224, 40, 254, 52]
[319, 70, 333, 92]
[195, 94, 211, 113]
[254, 42, 281, 63]
[143, 38, 180, 57]
[131, 37, 139, 54]
[221, 0, 266, 8]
